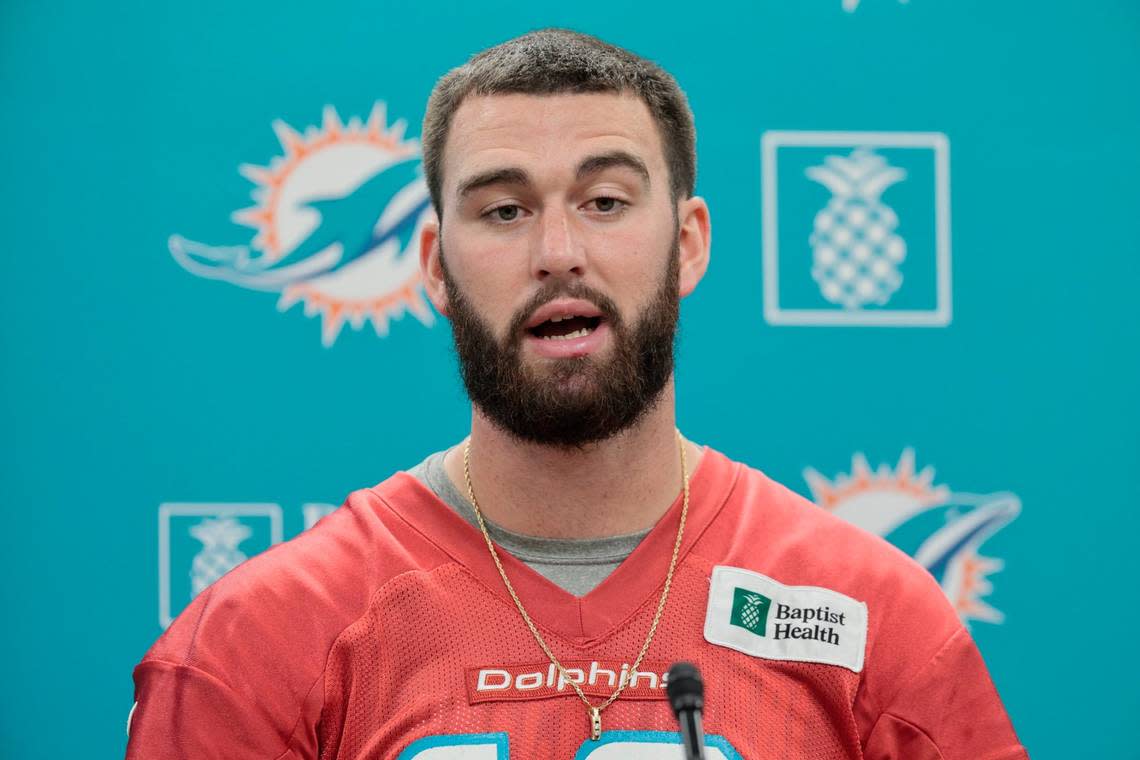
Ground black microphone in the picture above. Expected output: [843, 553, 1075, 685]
[666, 662, 707, 760]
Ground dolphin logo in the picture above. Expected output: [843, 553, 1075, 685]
[882, 492, 1021, 623]
[805, 450, 1021, 625]
[909, 493, 1020, 585]
[167, 103, 434, 346]
[169, 157, 428, 290]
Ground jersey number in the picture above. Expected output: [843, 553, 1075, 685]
[397, 731, 742, 759]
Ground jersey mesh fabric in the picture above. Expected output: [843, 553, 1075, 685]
[318, 559, 863, 759]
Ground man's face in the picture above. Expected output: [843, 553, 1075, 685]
[429, 93, 688, 447]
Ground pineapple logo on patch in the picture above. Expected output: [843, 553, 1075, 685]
[169, 104, 436, 346]
[762, 131, 951, 327]
[804, 450, 1020, 626]
[730, 588, 773, 636]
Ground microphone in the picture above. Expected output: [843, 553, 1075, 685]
[666, 662, 707, 760]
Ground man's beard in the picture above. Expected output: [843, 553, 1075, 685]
[442, 241, 680, 448]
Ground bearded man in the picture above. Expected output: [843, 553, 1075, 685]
[126, 29, 1027, 759]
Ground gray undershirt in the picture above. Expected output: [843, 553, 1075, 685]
[406, 444, 650, 597]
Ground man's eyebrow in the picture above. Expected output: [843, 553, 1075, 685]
[456, 167, 531, 199]
[576, 151, 650, 187]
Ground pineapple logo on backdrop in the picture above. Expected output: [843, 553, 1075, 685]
[807, 149, 907, 309]
[159, 504, 283, 628]
[804, 451, 1020, 626]
[762, 131, 951, 327]
[169, 104, 436, 346]
[189, 517, 252, 596]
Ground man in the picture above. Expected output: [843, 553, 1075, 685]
[127, 30, 1027, 759]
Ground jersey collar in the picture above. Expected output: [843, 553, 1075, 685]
[371, 446, 740, 643]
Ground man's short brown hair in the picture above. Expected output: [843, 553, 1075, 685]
[421, 28, 697, 217]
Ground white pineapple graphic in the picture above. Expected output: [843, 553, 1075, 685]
[806, 148, 908, 309]
[189, 517, 252, 596]
[739, 594, 766, 631]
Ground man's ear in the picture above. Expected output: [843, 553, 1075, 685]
[419, 212, 450, 317]
[676, 196, 711, 298]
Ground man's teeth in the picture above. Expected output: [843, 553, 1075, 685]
[541, 327, 594, 340]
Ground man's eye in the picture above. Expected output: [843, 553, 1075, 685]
[488, 205, 521, 222]
[589, 197, 625, 214]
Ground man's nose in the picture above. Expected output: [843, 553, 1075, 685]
[531, 205, 586, 279]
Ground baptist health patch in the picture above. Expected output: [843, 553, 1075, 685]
[704, 566, 868, 673]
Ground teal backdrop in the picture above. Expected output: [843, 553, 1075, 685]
[1, 1, 1138, 757]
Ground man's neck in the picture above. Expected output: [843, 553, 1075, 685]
[442, 382, 702, 539]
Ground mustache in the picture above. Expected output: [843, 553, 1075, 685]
[507, 281, 623, 340]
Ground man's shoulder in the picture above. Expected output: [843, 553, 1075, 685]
[699, 450, 964, 699]
[216, 476, 452, 601]
[140, 473, 455, 675]
[128, 471, 471, 756]
[700, 449, 952, 613]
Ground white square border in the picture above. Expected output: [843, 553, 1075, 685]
[158, 503, 284, 629]
[761, 130, 952, 327]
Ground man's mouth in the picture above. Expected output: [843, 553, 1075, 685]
[527, 315, 604, 341]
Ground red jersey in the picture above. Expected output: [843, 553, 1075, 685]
[127, 448, 1027, 759]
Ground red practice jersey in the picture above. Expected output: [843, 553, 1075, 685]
[127, 448, 1028, 759]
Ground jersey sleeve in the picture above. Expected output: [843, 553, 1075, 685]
[124, 578, 326, 760]
[837, 516, 1028, 760]
[126, 659, 314, 759]
[862, 624, 1028, 760]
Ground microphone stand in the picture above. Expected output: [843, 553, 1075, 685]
[667, 662, 707, 760]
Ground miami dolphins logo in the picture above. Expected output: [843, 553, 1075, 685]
[169, 104, 435, 346]
[805, 450, 1020, 625]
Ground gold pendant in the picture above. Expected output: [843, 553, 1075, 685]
[590, 707, 602, 741]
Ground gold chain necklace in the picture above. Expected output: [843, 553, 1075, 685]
[463, 429, 690, 742]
